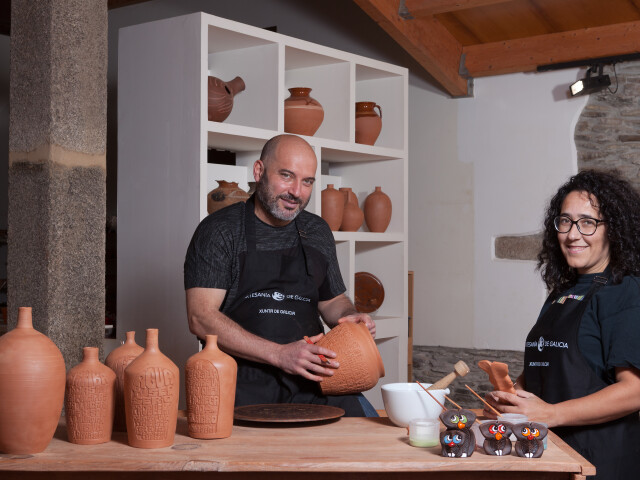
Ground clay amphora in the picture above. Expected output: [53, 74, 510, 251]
[316, 321, 385, 395]
[284, 87, 324, 136]
[124, 328, 179, 448]
[321, 184, 344, 231]
[207, 181, 250, 214]
[65, 347, 116, 445]
[339, 187, 364, 232]
[363, 186, 392, 233]
[185, 335, 238, 439]
[208, 76, 245, 122]
[355, 101, 382, 146]
[105, 331, 144, 431]
[0, 306, 66, 454]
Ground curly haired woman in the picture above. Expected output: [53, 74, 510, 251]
[486, 170, 640, 479]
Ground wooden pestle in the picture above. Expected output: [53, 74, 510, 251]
[426, 360, 470, 390]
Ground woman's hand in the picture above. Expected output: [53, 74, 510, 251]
[484, 389, 559, 426]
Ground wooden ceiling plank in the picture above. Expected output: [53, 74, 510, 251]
[405, 0, 515, 16]
[463, 20, 640, 76]
[353, 0, 469, 96]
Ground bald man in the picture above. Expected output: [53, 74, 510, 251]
[184, 134, 377, 416]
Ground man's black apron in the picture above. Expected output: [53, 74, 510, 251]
[524, 274, 640, 479]
[221, 197, 365, 416]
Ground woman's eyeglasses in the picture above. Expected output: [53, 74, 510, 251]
[553, 215, 606, 236]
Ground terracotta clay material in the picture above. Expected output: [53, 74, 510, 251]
[105, 331, 144, 432]
[208, 76, 245, 122]
[478, 360, 517, 394]
[316, 322, 384, 395]
[321, 184, 344, 231]
[363, 186, 392, 233]
[207, 181, 250, 215]
[355, 101, 382, 146]
[124, 328, 179, 449]
[65, 347, 116, 445]
[0, 306, 66, 454]
[284, 87, 324, 136]
[339, 187, 364, 232]
[185, 335, 237, 439]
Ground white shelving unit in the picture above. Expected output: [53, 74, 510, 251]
[118, 12, 408, 409]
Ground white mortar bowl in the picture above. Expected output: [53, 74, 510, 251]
[381, 382, 450, 427]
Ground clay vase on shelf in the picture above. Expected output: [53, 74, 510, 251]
[316, 322, 385, 395]
[321, 184, 344, 231]
[208, 75, 245, 122]
[185, 335, 237, 439]
[105, 331, 144, 432]
[339, 187, 364, 232]
[207, 181, 250, 214]
[65, 347, 116, 445]
[355, 101, 382, 146]
[0, 306, 66, 454]
[363, 186, 392, 233]
[284, 87, 324, 136]
[124, 328, 179, 449]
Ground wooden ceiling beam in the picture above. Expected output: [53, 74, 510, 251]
[353, 0, 470, 96]
[463, 20, 640, 77]
[404, 0, 515, 17]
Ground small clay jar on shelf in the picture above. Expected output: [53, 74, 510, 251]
[105, 331, 144, 432]
[65, 347, 116, 445]
[339, 187, 364, 232]
[208, 75, 245, 122]
[321, 184, 344, 231]
[363, 186, 392, 233]
[355, 101, 382, 146]
[207, 181, 250, 214]
[284, 87, 324, 136]
[185, 335, 237, 439]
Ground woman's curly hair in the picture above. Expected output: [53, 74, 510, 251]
[538, 169, 640, 293]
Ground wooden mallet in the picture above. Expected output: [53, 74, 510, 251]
[426, 360, 470, 390]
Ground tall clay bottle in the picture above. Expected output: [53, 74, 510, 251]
[339, 187, 364, 232]
[65, 347, 116, 445]
[185, 335, 237, 439]
[0, 306, 66, 454]
[105, 331, 144, 432]
[124, 328, 179, 448]
[321, 184, 344, 231]
[364, 186, 392, 233]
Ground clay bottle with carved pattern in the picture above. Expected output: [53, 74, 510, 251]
[185, 335, 237, 439]
[65, 347, 116, 444]
[123, 328, 179, 448]
[105, 331, 144, 431]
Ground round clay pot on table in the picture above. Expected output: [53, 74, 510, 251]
[364, 186, 392, 233]
[208, 75, 245, 122]
[321, 184, 344, 231]
[124, 328, 179, 449]
[65, 347, 116, 445]
[339, 187, 364, 232]
[185, 335, 238, 439]
[0, 306, 66, 454]
[105, 331, 144, 432]
[316, 322, 385, 395]
[355, 101, 382, 146]
[284, 87, 324, 136]
[207, 181, 250, 214]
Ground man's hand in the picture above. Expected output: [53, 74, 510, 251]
[273, 333, 339, 382]
[338, 313, 376, 338]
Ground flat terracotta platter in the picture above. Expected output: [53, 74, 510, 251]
[354, 271, 385, 313]
[234, 404, 345, 423]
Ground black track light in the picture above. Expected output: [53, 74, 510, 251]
[570, 65, 611, 96]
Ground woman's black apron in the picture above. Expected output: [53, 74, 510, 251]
[221, 197, 365, 416]
[524, 274, 640, 479]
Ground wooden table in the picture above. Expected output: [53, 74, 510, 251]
[0, 416, 595, 480]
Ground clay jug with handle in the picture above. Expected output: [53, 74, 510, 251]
[105, 331, 144, 432]
[364, 186, 392, 233]
[0, 306, 66, 454]
[124, 328, 179, 448]
[208, 76, 246, 122]
[355, 101, 382, 145]
[185, 335, 238, 439]
[65, 347, 116, 445]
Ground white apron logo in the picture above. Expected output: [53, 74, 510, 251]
[272, 292, 285, 301]
[525, 336, 569, 351]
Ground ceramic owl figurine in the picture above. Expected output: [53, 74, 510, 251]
[439, 408, 476, 457]
[479, 420, 513, 456]
[513, 422, 547, 458]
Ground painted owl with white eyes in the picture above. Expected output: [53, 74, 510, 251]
[513, 422, 547, 458]
[439, 409, 476, 457]
[479, 420, 513, 456]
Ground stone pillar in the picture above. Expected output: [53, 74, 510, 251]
[8, 0, 107, 369]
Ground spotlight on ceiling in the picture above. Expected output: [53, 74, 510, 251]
[570, 65, 611, 97]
